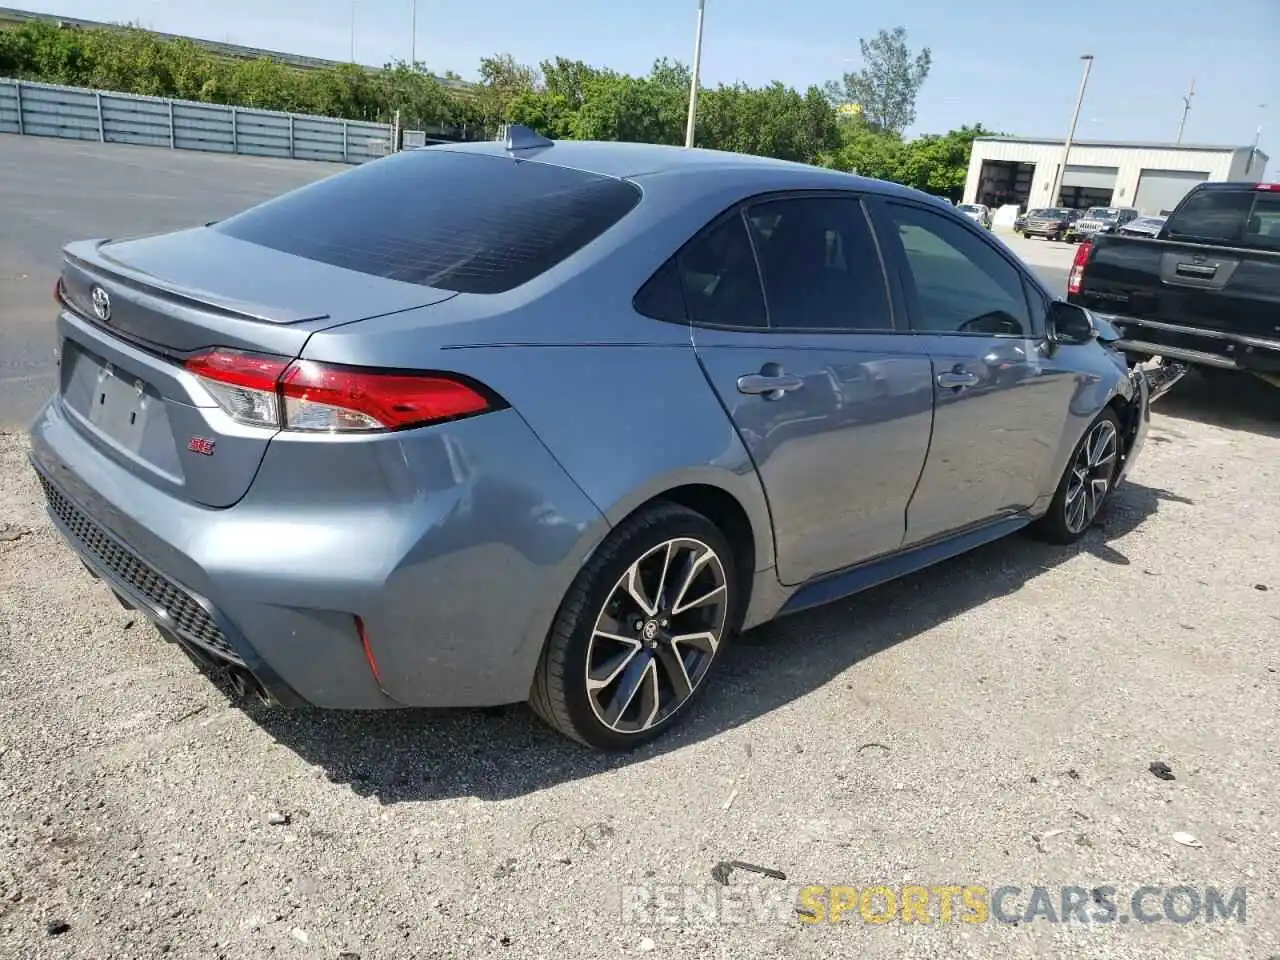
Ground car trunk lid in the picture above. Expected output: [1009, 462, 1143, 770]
[56, 229, 457, 508]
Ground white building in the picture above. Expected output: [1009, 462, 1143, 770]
[963, 136, 1270, 215]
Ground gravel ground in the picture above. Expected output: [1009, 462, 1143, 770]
[2, 379, 1278, 960]
[2, 137, 1279, 959]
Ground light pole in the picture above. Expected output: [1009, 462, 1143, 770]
[684, 0, 706, 149]
[1175, 78, 1194, 144]
[349, 1, 358, 63]
[1049, 54, 1094, 208]
[410, 0, 417, 67]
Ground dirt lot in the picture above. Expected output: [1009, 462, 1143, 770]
[2, 377, 1279, 959]
[2, 138, 1279, 960]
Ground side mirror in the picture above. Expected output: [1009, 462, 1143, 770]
[1047, 301, 1098, 345]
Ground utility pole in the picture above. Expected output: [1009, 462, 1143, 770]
[410, 0, 417, 67]
[1249, 104, 1267, 175]
[684, 0, 706, 149]
[1049, 54, 1094, 208]
[1176, 78, 1195, 144]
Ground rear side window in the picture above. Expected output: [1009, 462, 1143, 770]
[213, 149, 641, 294]
[745, 196, 891, 331]
[1244, 192, 1280, 250]
[675, 214, 768, 328]
[1165, 188, 1255, 244]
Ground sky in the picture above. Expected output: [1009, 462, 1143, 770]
[14, 0, 1280, 152]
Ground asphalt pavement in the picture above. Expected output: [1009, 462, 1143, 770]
[0, 136, 348, 429]
[0, 135, 1069, 430]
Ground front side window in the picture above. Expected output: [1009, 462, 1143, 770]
[882, 202, 1031, 336]
[744, 196, 892, 331]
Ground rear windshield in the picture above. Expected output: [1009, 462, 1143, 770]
[1165, 187, 1280, 249]
[213, 149, 642, 294]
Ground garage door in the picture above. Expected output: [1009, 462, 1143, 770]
[1062, 165, 1119, 190]
[1134, 170, 1210, 215]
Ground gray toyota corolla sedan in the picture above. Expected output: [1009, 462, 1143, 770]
[29, 128, 1151, 750]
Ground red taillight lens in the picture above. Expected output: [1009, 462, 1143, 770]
[1067, 240, 1093, 295]
[1254, 183, 1280, 192]
[280, 360, 491, 432]
[184, 349, 496, 433]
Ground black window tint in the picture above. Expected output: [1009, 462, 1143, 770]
[634, 258, 687, 323]
[213, 149, 641, 294]
[675, 213, 767, 328]
[745, 197, 892, 331]
[1165, 188, 1254, 243]
[1243, 191, 1280, 250]
[885, 203, 1031, 336]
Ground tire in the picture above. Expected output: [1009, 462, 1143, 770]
[1032, 409, 1123, 545]
[529, 502, 738, 750]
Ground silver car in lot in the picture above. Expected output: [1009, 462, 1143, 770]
[956, 203, 992, 228]
[29, 130, 1151, 749]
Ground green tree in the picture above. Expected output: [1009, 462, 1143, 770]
[571, 71, 683, 145]
[824, 26, 931, 135]
[474, 52, 539, 130]
[894, 124, 993, 199]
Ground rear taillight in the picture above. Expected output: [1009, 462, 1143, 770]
[1067, 240, 1093, 296]
[184, 348, 497, 433]
[185, 350, 289, 428]
[1254, 182, 1280, 192]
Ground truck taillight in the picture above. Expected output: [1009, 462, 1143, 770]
[1067, 240, 1093, 295]
[184, 349, 498, 433]
[1254, 183, 1280, 192]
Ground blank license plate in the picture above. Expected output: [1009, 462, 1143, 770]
[87, 362, 151, 450]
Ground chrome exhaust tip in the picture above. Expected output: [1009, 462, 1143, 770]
[227, 669, 250, 699]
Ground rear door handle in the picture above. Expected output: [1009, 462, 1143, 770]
[737, 373, 805, 398]
[936, 371, 980, 389]
[1174, 262, 1218, 279]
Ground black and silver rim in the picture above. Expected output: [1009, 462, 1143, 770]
[585, 538, 729, 735]
[1065, 419, 1118, 534]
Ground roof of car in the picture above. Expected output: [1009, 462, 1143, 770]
[419, 138, 920, 198]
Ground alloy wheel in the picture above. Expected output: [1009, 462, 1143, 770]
[584, 537, 729, 735]
[1064, 419, 1118, 534]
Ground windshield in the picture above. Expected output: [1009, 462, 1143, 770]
[1033, 209, 1069, 218]
[957, 204, 980, 212]
[1086, 207, 1120, 220]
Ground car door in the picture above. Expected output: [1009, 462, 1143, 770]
[868, 197, 1075, 546]
[667, 193, 935, 586]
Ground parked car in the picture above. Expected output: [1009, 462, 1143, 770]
[1023, 208, 1082, 241]
[957, 203, 992, 228]
[1115, 215, 1167, 238]
[1066, 206, 1140, 243]
[31, 129, 1155, 750]
[1068, 181, 1279, 388]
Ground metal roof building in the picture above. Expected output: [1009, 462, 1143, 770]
[963, 136, 1270, 215]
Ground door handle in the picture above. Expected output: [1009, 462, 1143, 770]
[737, 373, 805, 398]
[936, 370, 980, 389]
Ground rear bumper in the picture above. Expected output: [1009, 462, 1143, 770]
[1085, 312, 1280, 376]
[28, 396, 608, 709]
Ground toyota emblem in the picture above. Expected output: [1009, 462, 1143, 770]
[90, 286, 111, 322]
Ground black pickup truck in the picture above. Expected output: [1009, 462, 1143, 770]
[1067, 181, 1280, 389]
